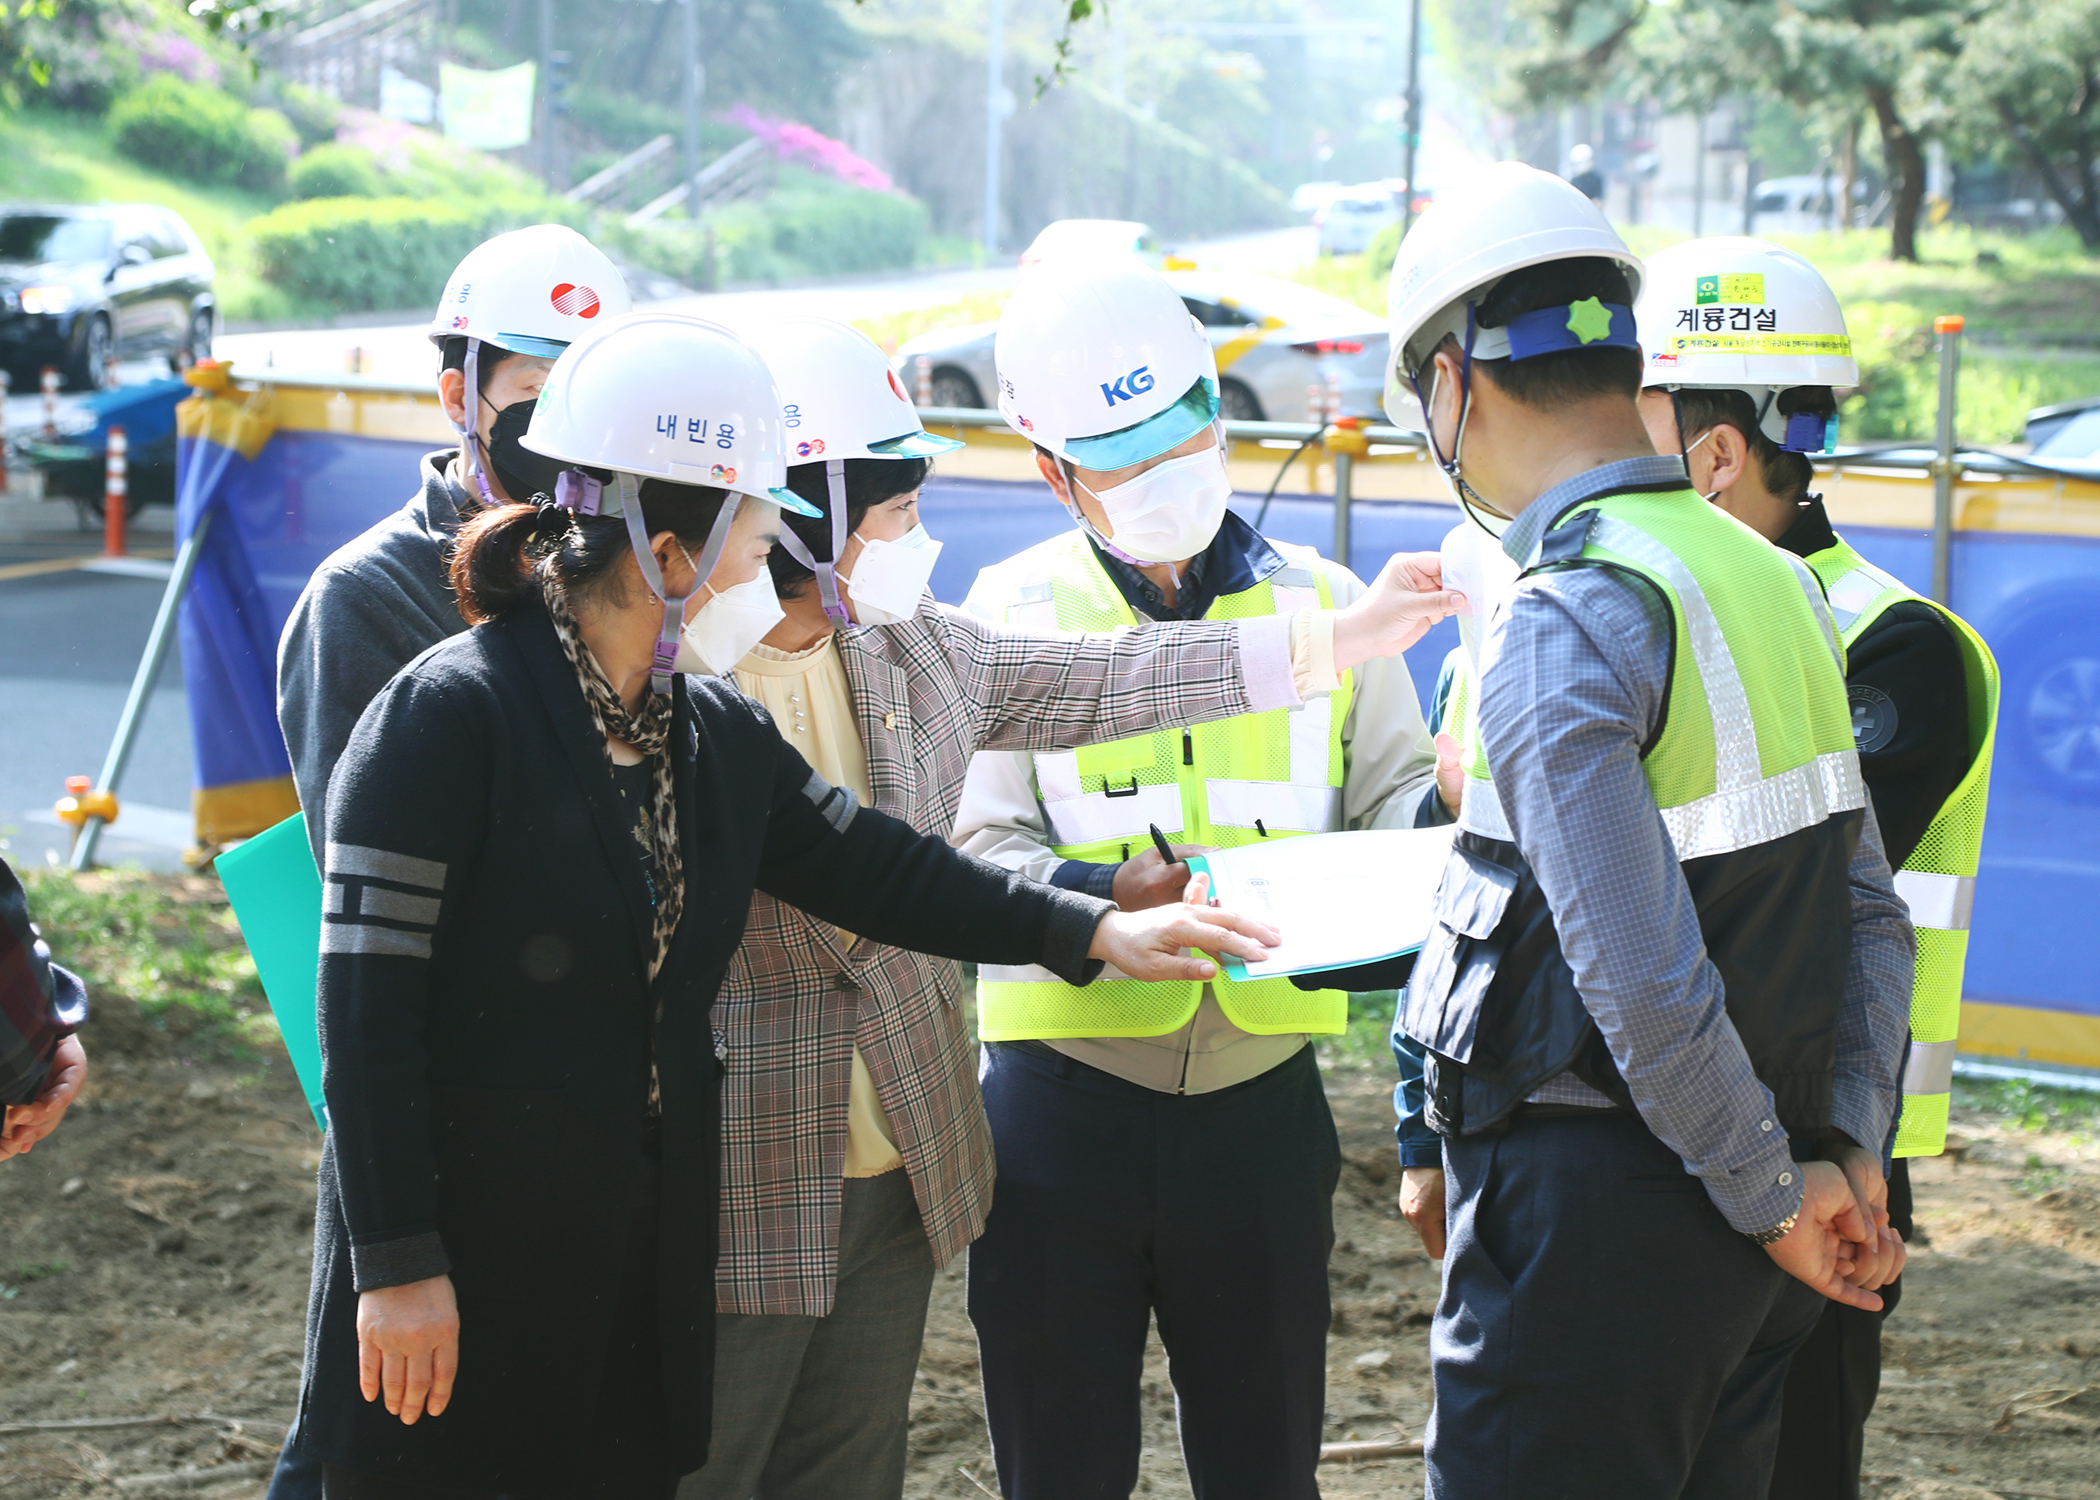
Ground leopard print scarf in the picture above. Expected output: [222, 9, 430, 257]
[543, 584, 684, 988]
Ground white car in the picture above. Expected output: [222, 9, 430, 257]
[1314, 188, 1400, 256]
[891, 272, 1390, 426]
[1018, 219, 1166, 268]
[1290, 181, 1348, 215]
[1745, 175, 1865, 233]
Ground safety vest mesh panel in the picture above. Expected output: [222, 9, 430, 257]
[976, 530, 1352, 1040]
[1806, 541, 2000, 1158]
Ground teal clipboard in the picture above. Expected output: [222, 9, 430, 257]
[217, 812, 327, 1133]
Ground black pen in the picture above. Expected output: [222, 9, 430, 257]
[1147, 822, 1180, 868]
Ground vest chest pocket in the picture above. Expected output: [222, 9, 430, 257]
[1400, 841, 1519, 1066]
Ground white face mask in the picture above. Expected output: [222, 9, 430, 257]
[841, 523, 942, 627]
[1074, 436, 1232, 564]
[674, 572, 785, 675]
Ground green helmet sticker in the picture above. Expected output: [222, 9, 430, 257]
[1566, 297, 1616, 345]
[1695, 273, 1765, 306]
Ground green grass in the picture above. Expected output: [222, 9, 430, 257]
[1318, 990, 1402, 1072]
[18, 867, 272, 1052]
[0, 106, 304, 323]
[2014, 1152, 2071, 1198]
[1954, 1074, 2100, 1136]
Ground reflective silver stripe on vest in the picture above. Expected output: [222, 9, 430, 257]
[1902, 1037, 1958, 1095]
[1287, 693, 1334, 789]
[1659, 749, 1865, 864]
[1457, 774, 1513, 841]
[1822, 564, 1896, 635]
[1893, 869, 1977, 932]
[1589, 515, 1865, 861]
[1206, 780, 1341, 834]
[1043, 782, 1185, 847]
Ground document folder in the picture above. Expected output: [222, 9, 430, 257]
[216, 812, 327, 1132]
[1187, 824, 1457, 983]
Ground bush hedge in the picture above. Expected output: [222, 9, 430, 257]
[610, 174, 930, 288]
[740, 183, 928, 278]
[110, 74, 295, 196]
[289, 143, 385, 200]
[248, 197, 498, 312]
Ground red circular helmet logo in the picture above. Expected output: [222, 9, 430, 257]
[550, 283, 601, 318]
[887, 368, 909, 402]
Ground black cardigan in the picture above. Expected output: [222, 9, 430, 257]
[293, 604, 1110, 1494]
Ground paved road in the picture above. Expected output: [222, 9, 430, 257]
[1, 359, 193, 869]
[0, 561, 196, 872]
[211, 227, 1323, 386]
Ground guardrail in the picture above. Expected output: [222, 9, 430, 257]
[207, 367, 2100, 556]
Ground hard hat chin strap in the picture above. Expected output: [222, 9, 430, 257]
[774, 461, 853, 627]
[1668, 389, 1725, 505]
[618, 472, 743, 695]
[454, 339, 498, 507]
[1409, 305, 1501, 534]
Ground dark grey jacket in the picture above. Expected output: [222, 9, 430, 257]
[276, 450, 471, 862]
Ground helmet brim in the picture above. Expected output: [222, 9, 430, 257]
[487, 332, 572, 360]
[1061, 377, 1220, 472]
[868, 428, 967, 458]
[766, 487, 825, 518]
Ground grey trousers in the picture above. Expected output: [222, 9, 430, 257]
[678, 1168, 937, 1500]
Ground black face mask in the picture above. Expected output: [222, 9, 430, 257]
[485, 398, 571, 503]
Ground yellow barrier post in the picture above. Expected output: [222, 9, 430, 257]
[1931, 313, 1964, 603]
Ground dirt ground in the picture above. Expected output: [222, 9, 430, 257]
[4, 958, 2098, 1497]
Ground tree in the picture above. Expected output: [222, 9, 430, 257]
[1943, 0, 2100, 247]
[1487, 0, 1967, 262]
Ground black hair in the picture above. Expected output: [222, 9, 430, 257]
[1667, 386, 1837, 506]
[450, 479, 730, 624]
[768, 456, 931, 601]
[438, 335, 521, 397]
[1422, 256, 1642, 409]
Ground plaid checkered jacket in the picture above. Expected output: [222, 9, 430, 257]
[714, 598, 1296, 1315]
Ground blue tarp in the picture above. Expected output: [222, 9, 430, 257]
[171, 404, 2100, 1061]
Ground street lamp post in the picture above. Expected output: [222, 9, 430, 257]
[538, 0, 554, 186]
[984, 0, 1005, 257]
[1402, 0, 1423, 232]
[683, 0, 703, 220]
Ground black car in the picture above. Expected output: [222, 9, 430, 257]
[0, 204, 216, 391]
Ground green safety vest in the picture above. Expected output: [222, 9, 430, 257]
[1805, 538, 1999, 1158]
[975, 530, 1354, 1041]
[1454, 489, 1860, 861]
[1411, 491, 1856, 1134]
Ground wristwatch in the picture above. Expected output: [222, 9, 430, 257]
[1745, 1211, 1799, 1247]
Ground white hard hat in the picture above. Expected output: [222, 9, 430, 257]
[994, 258, 1219, 470]
[1383, 161, 1643, 426]
[428, 224, 633, 358]
[1635, 237, 1857, 452]
[525, 312, 818, 697]
[744, 315, 964, 463]
[521, 311, 820, 515]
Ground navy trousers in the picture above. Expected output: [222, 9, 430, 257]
[1428, 1111, 1826, 1500]
[1766, 1158, 1913, 1500]
[968, 1041, 1340, 1500]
